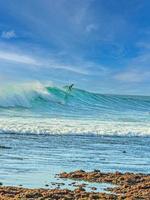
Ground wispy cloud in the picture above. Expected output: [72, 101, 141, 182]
[43, 60, 90, 75]
[0, 49, 100, 75]
[0, 51, 39, 65]
[85, 24, 97, 33]
[1, 30, 16, 39]
[115, 70, 150, 82]
[114, 50, 150, 83]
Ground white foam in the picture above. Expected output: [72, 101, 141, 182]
[0, 81, 53, 107]
[0, 117, 149, 136]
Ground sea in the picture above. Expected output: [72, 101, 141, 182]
[0, 82, 150, 191]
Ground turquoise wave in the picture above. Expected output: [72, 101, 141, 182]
[0, 85, 150, 115]
[0, 84, 149, 123]
[46, 87, 150, 111]
[0, 84, 149, 135]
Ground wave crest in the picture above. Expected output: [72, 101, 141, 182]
[0, 82, 150, 112]
[0, 82, 54, 108]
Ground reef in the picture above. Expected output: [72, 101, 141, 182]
[0, 170, 150, 200]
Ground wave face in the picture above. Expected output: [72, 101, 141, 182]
[0, 82, 150, 136]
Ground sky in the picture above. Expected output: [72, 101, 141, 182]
[0, 0, 150, 95]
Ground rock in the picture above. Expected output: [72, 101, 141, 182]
[25, 192, 43, 198]
[94, 169, 101, 172]
[91, 187, 97, 190]
[0, 145, 12, 149]
[0, 170, 149, 199]
[58, 170, 150, 199]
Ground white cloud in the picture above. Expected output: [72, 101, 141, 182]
[0, 37, 108, 76]
[1, 30, 16, 39]
[44, 60, 89, 75]
[41, 58, 108, 76]
[0, 51, 39, 65]
[0, 50, 90, 75]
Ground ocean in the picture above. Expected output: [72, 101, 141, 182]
[0, 82, 150, 135]
[0, 83, 150, 190]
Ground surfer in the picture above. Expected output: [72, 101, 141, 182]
[68, 84, 74, 92]
[63, 84, 74, 103]
[64, 84, 74, 92]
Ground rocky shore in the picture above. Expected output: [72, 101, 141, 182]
[59, 170, 150, 199]
[0, 170, 150, 200]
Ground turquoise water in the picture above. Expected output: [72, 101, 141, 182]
[0, 83, 150, 189]
[0, 83, 150, 135]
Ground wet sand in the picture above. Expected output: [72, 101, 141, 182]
[0, 170, 150, 199]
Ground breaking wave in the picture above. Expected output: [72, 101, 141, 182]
[0, 82, 150, 136]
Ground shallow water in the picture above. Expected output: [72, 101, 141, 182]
[0, 133, 150, 190]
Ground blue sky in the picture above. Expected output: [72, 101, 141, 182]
[0, 0, 150, 95]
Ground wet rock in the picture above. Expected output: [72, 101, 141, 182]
[74, 186, 85, 193]
[94, 169, 101, 172]
[25, 192, 43, 198]
[70, 182, 76, 185]
[58, 170, 150, 199]
[91, 187, 97, 191]
[57, 182, 65, 186]
[0, 145, 12, 149]
[0, 170, 149, 199]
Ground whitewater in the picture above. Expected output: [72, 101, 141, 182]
[0, 82, 150, 136]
